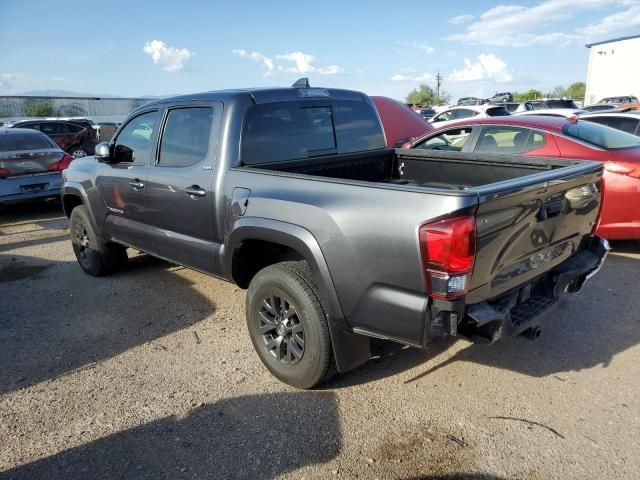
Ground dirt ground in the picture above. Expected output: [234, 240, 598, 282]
[1, 202, 639, 480]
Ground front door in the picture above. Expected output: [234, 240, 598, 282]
[144, 104, 221, 273]
[95, 109, 160, 251]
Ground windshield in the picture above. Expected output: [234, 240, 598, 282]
[0, 131, 55, 151]
[563, 121, 640, 150]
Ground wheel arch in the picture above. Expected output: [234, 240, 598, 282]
[226, 217, 370, 373]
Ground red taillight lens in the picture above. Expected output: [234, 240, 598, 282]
[604, 161, 640, 178]
[419, 215, 476, 300]
[48, 154, 75, 172]
[0, 167, 9, 178]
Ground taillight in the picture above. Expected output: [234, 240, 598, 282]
[604, 161, 640, 178]
[0, 167, 9, 178]
[419, 215, 476, 300]
[48, 154, 75, 172]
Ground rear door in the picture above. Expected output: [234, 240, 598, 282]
[144, 103, 222, 273]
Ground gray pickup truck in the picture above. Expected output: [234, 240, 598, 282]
[61, 80, 608, 388]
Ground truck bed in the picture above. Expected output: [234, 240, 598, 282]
[245, 148, 587, 192]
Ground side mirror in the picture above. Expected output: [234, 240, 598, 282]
[95, 142, 111, 163]
[113, 144, 134, 163]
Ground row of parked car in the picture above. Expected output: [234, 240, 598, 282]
[2, 89, 639, 241]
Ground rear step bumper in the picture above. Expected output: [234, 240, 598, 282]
[459, 236, 609, 344]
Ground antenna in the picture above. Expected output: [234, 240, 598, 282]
[292, 78, 310, 88]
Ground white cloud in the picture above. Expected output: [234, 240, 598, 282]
[232, 49, 274, 75]
[234, 49, 344, 76]
[450, 14, 474, 24]
[391, 73, 436, 82]
[397, 41, 435, 55]
[143, 40, 191, 72]
[449, 53, 513, 82]
[446, 0, 637, 47]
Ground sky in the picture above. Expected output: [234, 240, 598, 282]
[1, 0, 639, 102]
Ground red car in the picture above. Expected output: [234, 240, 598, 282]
[371, 96, 434, 147]
[407, 115, 640, 240]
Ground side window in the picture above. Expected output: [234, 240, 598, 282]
[432, 111, 454, 123]
[474, 126, 531, 154]
[114, 110, 160, 164]
[453, 108, 477, 120]
[40, 123, 68, 135]
[158, 107, 214, 167]
[17, 122, 39, 131]
[524, 132, 547, 151]
[415, 128, 473, 152]
[67, 124, 84, 134]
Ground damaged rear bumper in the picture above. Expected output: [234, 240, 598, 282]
[432, 236, 609, 344]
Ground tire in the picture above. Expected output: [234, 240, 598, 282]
[69, 147, 87, 158]
[69, 205, 127, 276]
[246, 261, 336, 389]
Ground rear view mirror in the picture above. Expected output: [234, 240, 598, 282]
[113, 144, 134, 163]
[95, 142, 111, 163]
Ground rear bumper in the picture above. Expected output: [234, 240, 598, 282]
[437, 236, 609, 343]
[0, 174, 62, 206]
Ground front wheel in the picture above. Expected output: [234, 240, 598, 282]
[246, 261, 336, 389]
[70, 205, 127, 276]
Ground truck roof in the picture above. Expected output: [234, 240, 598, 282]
[135, 84, 368, 113]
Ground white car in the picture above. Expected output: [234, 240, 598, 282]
[429, 105, 511, 129]
[579, 111, 640, 136]
[514, 108, 588, 119]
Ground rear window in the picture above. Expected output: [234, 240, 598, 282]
[582, 116, 640, 135]
[547, 100, 578, 109]
[486, 107, 510, 117]
[563, 121, 640, 150]
[0, 131, 55, 151]
[242, 101, 384, 165]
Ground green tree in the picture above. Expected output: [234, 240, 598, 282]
[406, 84, 451, 106]
[513, 89, 544, 102]
[24, 98, 54, 117]
[565, 82, 586, 100]
[549, 85, 567, 98]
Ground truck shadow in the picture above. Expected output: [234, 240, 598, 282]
[332, 248, 640, 387]
[1, 392, 340, 480]
[0, 253, 215, 396]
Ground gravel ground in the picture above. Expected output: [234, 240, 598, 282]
[1, 202, 639, 480]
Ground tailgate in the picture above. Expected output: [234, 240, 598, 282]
[466, 162, 603, 303]
[0, 150, 64, 177]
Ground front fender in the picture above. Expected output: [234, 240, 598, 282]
[225, 217, 370, 373]
[62, 181, 102, 236]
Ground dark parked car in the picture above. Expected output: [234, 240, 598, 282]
[581, 112, 640, 136]
[457, 97, 486, 106]
[599, 96, 639, 104]
[583, 104, 619, 113]
[61, 80, 607, 388]
[1, 128, 74, 206]
[10, 120, 97, 158]
[488, 92, 513, 103]
[528, 99, 579, 110]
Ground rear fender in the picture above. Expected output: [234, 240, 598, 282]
[225, 217, 370, 373]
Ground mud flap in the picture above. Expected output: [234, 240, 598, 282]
[327, 315, 371, 373]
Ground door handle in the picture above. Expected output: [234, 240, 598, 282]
[184, 185, 206, 198]
[129, 179, 144, 189]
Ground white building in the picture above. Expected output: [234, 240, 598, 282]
[585, 34, 640, 105]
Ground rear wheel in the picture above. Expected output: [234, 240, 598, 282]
[70, 205, 127, 276]
[246, 261, 336, 389]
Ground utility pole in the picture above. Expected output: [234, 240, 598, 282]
[435, 71, 443, 102]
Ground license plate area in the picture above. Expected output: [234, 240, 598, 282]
[21, 183, 48, 193]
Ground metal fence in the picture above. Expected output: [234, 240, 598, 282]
[0, 96, 152, 123]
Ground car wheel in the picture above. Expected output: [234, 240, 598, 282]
[70, 148, 87, 158]
[246, 261, 336, 389]
[70, 205, 127, 276]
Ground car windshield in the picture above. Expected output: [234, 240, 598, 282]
[563, 121, 640, 150]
